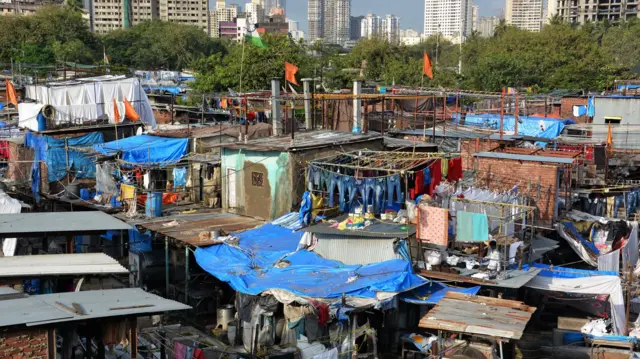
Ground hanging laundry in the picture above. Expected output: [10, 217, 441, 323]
[120, 183, 135, 200]
[447, 158, 463, 182]
[428, 159, 442, 196]
[456, 211, 489, 242]
[441, 159, 449, 178]
[417, 206, 449, 246]
[143, 171, 150, 189]
[174, 342, 187, 359]
[173, 167, 187, 188]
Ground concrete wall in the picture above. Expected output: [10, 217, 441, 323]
[221, 148, 291, 220]
[593, 97, 640, 125]
[0, 327, 50, 359]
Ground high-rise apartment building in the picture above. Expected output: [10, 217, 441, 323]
[477, 16, 500, 36]
[308, 0, 351, 46]
[0, 0, 63, 16]
[472, 5, 479, 31]
[349, 15, 363, 40]
[263, 0, 284, 15]
[158, 0, 208, 34]
[245, 2, 264, 25]
[210, 1, 239, 38]
[547, 0, 639, 24]
[381, 15, 400, 44]
[288, 18, 305, 40]
[505, 0, 542, 31]
[91, 0, 159, 34]
[324, 0, 350, 46]
[308, 0, 323, 42]
[360, 13, 380, 39]
[423, 0, 473, 42]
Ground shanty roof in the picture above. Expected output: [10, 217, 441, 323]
[0, 253, 129, 277]
[420, 268, 542, 289]
[473, 152, 576, 164]
[419, 292, 536, 340]
[156, 123, 272, 139]
[390, 128, 522, 141]
[304, 215, 416, 239]
[383, 136, 439, 149]
[222, 130, 382, 152]
[0, 212, 131, 238]
[117, 210, 264, 247]
[0, 288, 190, 328]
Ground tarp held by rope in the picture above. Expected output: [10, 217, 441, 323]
[92, 135, 188, 166]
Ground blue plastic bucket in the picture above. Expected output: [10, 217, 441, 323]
[145, 192, 163, 217]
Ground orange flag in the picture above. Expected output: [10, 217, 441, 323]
[607, 123, 614, 152]
[113, 98, 121, 123]
[423, 52, 433, 80]
[5, 78, 18, 107]
[285, 62, 299, 86]
[124, 97, 139, 122]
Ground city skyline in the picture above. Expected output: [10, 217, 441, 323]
[211, 0, 504, 33]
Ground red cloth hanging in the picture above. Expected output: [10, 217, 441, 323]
[0, 141, 10, 159]
[410, 170, 426, 200]
[447, 158, 463, 182]
[428, 159, 442, 196]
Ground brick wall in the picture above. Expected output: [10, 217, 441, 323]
[0, 327, 49, 359]
[560, 97, 590, 124]
[474, 157, 559, 222]
[460, 139, 501, 170]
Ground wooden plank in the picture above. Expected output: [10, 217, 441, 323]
[420, 270, 498, 285]
[445, 292, 537, 313]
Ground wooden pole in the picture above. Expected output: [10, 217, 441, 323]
[500, 90, 505, 140]
[515, 93, 519, 136]
[626, 262, 632, 335]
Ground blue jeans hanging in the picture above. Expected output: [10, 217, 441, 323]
[338, 176, 357, 212]
[387, 174, 403, 207]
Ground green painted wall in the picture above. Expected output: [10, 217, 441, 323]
[221, 148, 291, 220]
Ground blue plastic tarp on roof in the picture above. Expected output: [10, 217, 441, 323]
[562, 221, 600, 256]
[531, 263, 617, 278]
[455, 113, 574, 146]
[45, 132, 104, 182]
[92, 135, 188, 166]
[400, 282, 481, 305]
[194, 223, 428, 299]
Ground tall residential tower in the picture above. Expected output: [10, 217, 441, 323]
[505, 0, 543, 31]
[423, 0, 473, 42]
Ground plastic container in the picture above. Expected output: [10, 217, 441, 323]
[80, 188, 91, 201]
[145, 192, 163, 217]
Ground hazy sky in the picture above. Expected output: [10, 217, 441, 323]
[286, 0, 504, 32]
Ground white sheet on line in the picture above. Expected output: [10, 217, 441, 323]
[0, 190, 22, 256]
[598, 248, 620, 273]
[49, 87, 68, 106]
[526, 274, 625, 335]
[17, 103, 42, 131]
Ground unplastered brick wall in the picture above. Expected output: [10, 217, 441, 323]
[560, 97, 590, 124]
[474, 157, 559, 222]
[0, 328, 49, 359]
[460, 139, 501, 170]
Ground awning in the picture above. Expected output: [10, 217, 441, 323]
[92, 134, 188, 166]
[0, 253, 128, 277]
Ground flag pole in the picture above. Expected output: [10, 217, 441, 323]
[421, 72, 426, 141]
[239, 35, 246, 94]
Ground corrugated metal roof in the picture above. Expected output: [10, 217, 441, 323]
[0, 212, 131, 237]
[0, 253, 128, 277]
[304, 216, 416, 239]
[383, 137, 439, 149]
[0, 288, 191, 328]
[222, 130, 382, 152]
[119, 210, 264, 247]
[390, 128, 522, 141]
[473, 152, 576, 164]
[420, 268, 542, 289]
[419, 292, 535, 340]
[313, 234, 401, 265]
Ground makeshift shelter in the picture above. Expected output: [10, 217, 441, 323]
[92, 134, 188, 167]
[525, 264, 626, 335]
[20, 76, 156, 130]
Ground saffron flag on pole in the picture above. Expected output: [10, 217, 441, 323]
[113, 98, 121, 123]
[245, 32, 268, 49]
[607, 123, 614, 152]
[5, 78, 18, 107]
[423, 52, 433, 80]
[285, 62, 299, 86]
[103, 46, 110, 65]
[124, 98, 139, 122]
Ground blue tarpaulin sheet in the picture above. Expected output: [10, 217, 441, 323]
[400, 282, 481, 305]
[194, 223, 428, 299]
[562, 221, 600, 256]
[455, 113, 574, 146]
[45, 132, 104, 182]
[92, 135, 188, 166]
[24, 131, 104, 189]
[530, 263, 617, 278]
